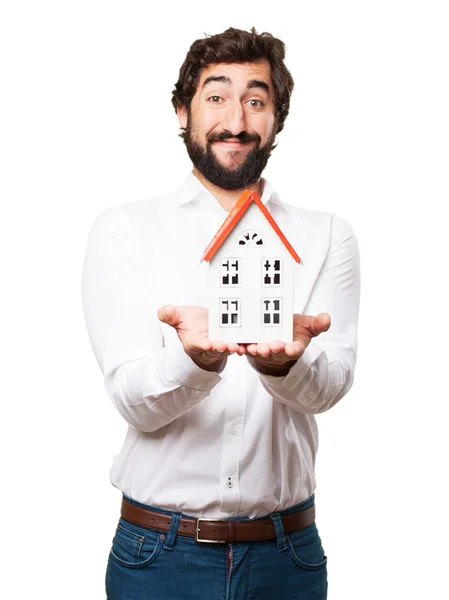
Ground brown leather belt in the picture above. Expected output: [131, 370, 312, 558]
[121, 497, 315, 543]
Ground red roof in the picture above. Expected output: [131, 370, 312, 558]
[201, 190, 301, 263]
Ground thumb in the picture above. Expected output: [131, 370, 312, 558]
[313, 312, 331, 335]
[157, 304, 180, 327]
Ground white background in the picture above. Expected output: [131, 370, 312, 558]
[1, 1, 448, 598]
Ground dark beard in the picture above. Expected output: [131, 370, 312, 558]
[183, 122, 277, 191]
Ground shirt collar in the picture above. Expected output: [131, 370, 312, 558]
[175, 171, 285, 210]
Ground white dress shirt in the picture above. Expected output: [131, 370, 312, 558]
[81, 172, 360, 518]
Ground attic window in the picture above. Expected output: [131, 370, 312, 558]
[238, 230, 264, 246]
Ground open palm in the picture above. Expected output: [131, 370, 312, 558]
[245, 312, 331, 375]
[158, 304, 246, 371]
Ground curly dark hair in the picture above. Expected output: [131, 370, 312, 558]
[171, 27, 294, 135]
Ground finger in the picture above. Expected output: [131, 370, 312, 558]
[257, 343, 270, 357]
[246, 343, 258, 356]
[157, 304, 179, 326]
[211, 340, 228, 353]
[185, 334, 213, 353]
[268, 340, 284, 354]
[294, 312, 331, 336]
[284, 341, 303, 357]
[231, 344, 247, 356]
[315, 312, 331, 333]
[225, 342, 241, 354]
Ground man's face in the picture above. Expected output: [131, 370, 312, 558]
[177, 61, 277, 191]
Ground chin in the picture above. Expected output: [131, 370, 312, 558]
[214, 151, 247, 166]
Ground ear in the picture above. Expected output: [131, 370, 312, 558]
[177, 105, 188, 129]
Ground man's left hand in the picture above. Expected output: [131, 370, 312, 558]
[244, 313, 331, 376]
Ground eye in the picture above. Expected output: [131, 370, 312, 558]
[247, 99, 265, 109]
[208, 95, 223, 104]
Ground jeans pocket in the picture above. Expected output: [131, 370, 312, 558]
[285, 523, 328, 571]
[109, 518, 164, 569]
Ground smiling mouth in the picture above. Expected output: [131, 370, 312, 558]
[213, 139, 253, 148]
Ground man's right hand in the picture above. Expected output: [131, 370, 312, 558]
[157, 304, 246, 373]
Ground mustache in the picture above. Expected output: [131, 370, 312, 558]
[207, 131, 261, 144]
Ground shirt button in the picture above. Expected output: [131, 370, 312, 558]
[230, 426, 238, 435]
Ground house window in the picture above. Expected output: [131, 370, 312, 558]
[238, 230, 264, 246]
[220, 299, 241, 326]
[262, 258, 282, 286]
[220, 258, 241, 286]
[261, 298, 282, 326]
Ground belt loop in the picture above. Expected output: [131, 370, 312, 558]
[163, 512, 181, 551]
[270, 513, 287, 552]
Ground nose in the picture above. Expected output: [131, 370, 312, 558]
[221, 102, 246, 136]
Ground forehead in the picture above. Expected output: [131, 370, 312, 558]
[196, 60, 273, 91]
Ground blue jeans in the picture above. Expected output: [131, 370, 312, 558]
[106, 494, 328, 599]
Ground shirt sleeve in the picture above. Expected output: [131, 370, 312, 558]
[81, 206, 222, 432]
[257, 214, 361, 414]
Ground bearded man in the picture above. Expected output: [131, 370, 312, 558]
[82, 26, 360, 600]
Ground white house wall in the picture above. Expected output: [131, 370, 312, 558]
[208, 203, 295, 343]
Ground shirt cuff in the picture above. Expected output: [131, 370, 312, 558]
[163, 344, 222, 391]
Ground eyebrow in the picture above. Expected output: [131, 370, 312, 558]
[202, 75, 270, 94]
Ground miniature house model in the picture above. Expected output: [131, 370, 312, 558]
[201, 190, 301, 343]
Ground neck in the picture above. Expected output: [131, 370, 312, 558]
[192, 167, 264, 212]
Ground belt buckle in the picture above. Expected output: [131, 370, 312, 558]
[195, 518, 227, 543]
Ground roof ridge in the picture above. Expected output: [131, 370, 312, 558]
[201, 190, 301, 263]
